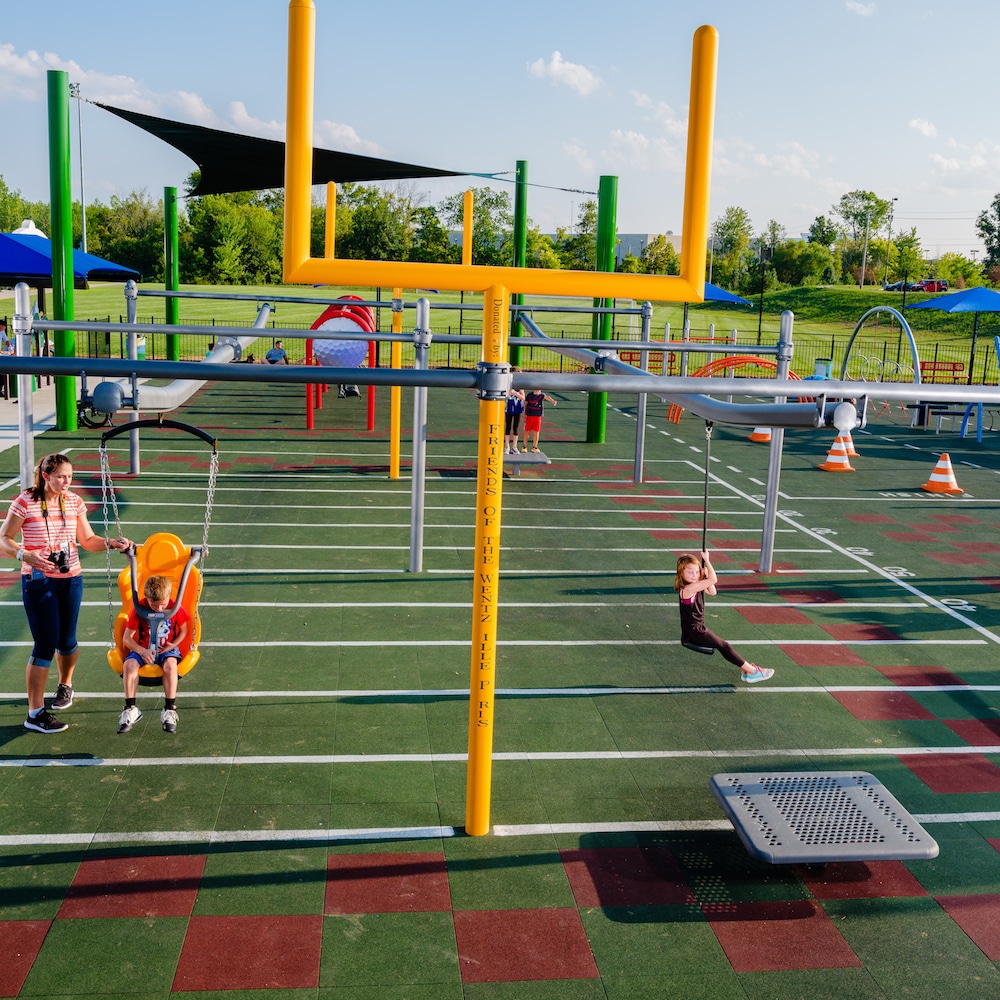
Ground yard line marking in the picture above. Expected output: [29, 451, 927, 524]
[495, 822, 733, 835]
[0, 826, 456, 847]
[4, 745, 1000, 768]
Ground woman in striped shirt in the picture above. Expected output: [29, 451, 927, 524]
[1, 453, 130, 733]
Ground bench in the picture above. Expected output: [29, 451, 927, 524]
[503, 450, 551, 476]
[919, 360, 965, 383]
[710, 771, 939, 864]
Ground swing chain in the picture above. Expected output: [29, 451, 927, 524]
[100, 443, 124, 650]
[200, 449, 219, 561]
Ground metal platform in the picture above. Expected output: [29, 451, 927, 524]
[710, 771, 939, 865]
[503, 450, 551, 475]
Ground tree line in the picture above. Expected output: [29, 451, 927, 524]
[1, 173, 994, 296]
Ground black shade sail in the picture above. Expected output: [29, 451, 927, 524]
[95, 103, 468, 196]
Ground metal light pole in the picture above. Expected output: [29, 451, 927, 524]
[883, 197, 897, 285]
[69, 82, 86, 252]
[859, 210, 871, 289]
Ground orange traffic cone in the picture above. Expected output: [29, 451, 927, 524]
[819, 435, 856, 472]
[749, 427, 771, 443]
[922, 453, 963, 494]
[841, 431, 859, 457]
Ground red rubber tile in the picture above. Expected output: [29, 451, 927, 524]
[942, 718, 1000, 746]
[58, 855, 206, 918]
[172, 914, 323, 991]
[610, 496, 657, 505]
[713, 538, 758, 549]
[926, 551, 989, 566]
[703, 900, 861, 972]
[779, 590, 844, 604]
[0, 921, 49, 998]
[560, 847, 695, 907]
[650, 529, 701, 541]
[874, 665, 966, 686]
[952, 541, 1000, 554]
[900, 753, 1000, 794]
[797, 861, 928, 900]
[822, 623, 900, 642]
[930, 514, 984, 525]
[454, 908, 598, 983]
[736, 606, 811, 625]
[882, 531, 946, 545]
[325, 852, 451, 914]
[845, 513, 897, 524]
[627, 511, 678, 521]
[935, 895, 1000, 960]
[779, 644, 869, 667]
[832, 690, 935, 721]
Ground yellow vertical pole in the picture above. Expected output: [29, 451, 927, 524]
[465, 283, 509, 836]
[390, 286, 403, 479]
[325, 181, 336, 258]
[283, 0, 315, 280]
[462, 190, 474, 267]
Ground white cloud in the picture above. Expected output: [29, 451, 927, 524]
[630, 90, 687, 137]
[909, 117, 937, 138]
[929, 152, 962, 173]
[562, 139, 594, 174]
[527, 51, 602, 97]
[845, 1, 877, 15]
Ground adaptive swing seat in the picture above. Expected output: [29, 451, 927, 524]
[682, 640, 715, 655]
[107, 532, 204, 686]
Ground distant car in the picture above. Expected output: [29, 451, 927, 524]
[883, 281, 906, 291]
[917, 279, 949, 292]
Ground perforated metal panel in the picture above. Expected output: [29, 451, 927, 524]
[710, 771, 939, 864]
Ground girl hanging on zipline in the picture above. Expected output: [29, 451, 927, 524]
[675, 551, 774, 684]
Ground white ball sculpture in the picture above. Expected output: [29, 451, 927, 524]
[310, 299, 374, 368]
[833, 400, 857, 433]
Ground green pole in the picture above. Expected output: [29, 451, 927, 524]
[510, 160, 528, 367]
[586, 175, 618, 443]
[47, 70, 77, 432]
[164, 186, 180, 359]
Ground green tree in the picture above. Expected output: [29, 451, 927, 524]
[524, 226, 562, 269]
[933, 252, 982, 289]
[440, 187, 514, 267]
[832, 190, 891, 242]
[710, 206, 753, 292]
[408, 205, 458, 263]
[639, 234, 680, 275]
[338, 185, 412, 262]
[807, 214, 838, 248]
[87, 190, 165, 281]
[891, 228, 925, 283]
[975, 193, 1000, 269]
[555, 200, 598, 271]
[770, 240, 834, 286]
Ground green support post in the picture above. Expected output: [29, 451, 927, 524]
[165, 186, 180, 359]
[47, 70, 77, 432]
[586, 175, 618, 443]
[510, 160, 528, 368]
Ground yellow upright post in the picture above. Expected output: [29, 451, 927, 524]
[462, 190, 474, 267]
[283, 0, 315, 282]
[325, 181, 336, 258]
[465, 283, 509, 836]
[390, 286, 403, 480]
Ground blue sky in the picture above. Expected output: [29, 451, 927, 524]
[1, 0, 995, 258]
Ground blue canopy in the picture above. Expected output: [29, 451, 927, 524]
[905, 286, 1000, 314]
[704, 281, 752, 305]
[0, 233, 140, 289]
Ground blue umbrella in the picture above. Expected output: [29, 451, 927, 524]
[0, 232, 140, 288]
[906, 286, 1000, 384]
[704, 281, 752, 305]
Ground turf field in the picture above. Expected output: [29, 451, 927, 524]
[3, 379, 1000, 998]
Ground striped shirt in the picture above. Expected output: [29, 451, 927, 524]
[7, 491, 87, 577]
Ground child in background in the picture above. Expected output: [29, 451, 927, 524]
[523, 389, 557, 452]
[504, 371, 525, 454]
[675, 551, 773, 683]
[118, 575, 190, 733]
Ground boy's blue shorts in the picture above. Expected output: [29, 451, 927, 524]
[124, 650, 181, 667]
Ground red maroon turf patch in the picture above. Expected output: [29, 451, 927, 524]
[926, 552, 989, 566]
[797, 860, 928, 900]
[59, 855, 206, 918]
[942, 718, 1000, 746]
[779, 589, 843, 604]
[454, 908, 599, 982]
[822, 624, 900, 642]
[0, 921, 50, 997]
[832, 690, 935, 721]
[779, 644, 869, 667]
[935, 895, 1000, 960]
[875, 665, 966, 687]
[845, 513, 897, 524]
[882, 531, 947, 545]
[325, 852, 452, 913]
[703, 899, 861, 973]
[560, 847, 695, 907]
[736, 606, 812, 625]
[172, 915, 323, 991]
[900, 753, 1000, 794]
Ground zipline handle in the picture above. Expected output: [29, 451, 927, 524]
[101, 417, 218, 452]
[702, 421, 714, 556]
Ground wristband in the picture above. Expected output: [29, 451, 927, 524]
[16, 547, 25, 561]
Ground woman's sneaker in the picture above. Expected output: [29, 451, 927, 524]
[161, 709, 178, 734]
[24, 709, 68, 734]
[50, 683, 73, 710]
[117, 705, 142, 734]
[741, 665, 775, 684]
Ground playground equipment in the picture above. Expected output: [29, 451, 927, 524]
[100, 418, 218, 684]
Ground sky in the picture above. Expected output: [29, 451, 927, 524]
[1, 0, 997, 260]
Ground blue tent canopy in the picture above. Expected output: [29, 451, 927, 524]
[704, 282, 752, 305]
[0, 233, 140, 289]
[905, 286, 1000, 314]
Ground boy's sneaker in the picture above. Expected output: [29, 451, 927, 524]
[24, 709, 68, 734]
[50, 683, 73, 710]
[161, 709, 178, 734]
[531, 447, 540, 453]
[117, 705, 142, 734]
[741, 665, 775, 684]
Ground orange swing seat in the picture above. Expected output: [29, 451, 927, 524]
[107, 532, 204, 686]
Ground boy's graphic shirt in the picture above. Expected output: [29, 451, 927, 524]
[126, 599, 190, 652]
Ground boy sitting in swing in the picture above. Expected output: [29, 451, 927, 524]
[118, 575, 189, 734]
